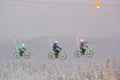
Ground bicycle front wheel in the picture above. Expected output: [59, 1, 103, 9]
[59, 52, 67, 60]
[24, 51, 31, 59]
[86, 50, 93, 58]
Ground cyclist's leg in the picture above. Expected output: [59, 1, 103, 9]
[80, 48, 85, 55]
[19, 49, 24, 56]
[19, 51, 23, 56]
[55, 49, 59, 58]
[82, 48, 86, 55]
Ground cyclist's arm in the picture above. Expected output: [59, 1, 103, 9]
[56, 46, 62, 50]
[83, 41, 88, 44]
[83, 44, 88, 47]
[83, 42, 88, 47]
[23, 48, 26, 50]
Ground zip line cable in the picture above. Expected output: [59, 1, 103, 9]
[13, 37, 18, 51]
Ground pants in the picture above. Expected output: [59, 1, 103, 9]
[55, 50, 60, 58]
[80, 48, 86, 55]
[18, 49, 24, 56]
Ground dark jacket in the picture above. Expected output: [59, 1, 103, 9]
[53, 43, 62, 51]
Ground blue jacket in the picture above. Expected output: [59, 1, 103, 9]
[53, 43, 62, 51]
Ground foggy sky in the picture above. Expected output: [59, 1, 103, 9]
[0, 0, 120, 40]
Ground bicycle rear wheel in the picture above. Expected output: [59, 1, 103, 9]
[48, 52, 56, 60]
[14, 52, 21, 59]
[74, 50, 82, 58]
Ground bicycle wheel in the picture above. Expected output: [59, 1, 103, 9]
[74, 50, 82, 58]
[14, 52, 21, 59]
[86, 50, 93, 58]
[48, 52, 56, 60]
[59, 52, 67, 60]
[24, 51, 31, 59]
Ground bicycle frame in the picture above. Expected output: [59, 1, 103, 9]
[84, 47, 89, 52]
[52, 48, 63, 55]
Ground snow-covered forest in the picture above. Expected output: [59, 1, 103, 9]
[0, 56, 120, 80]
[0, 37, 120, 80]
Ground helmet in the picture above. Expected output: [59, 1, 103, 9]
[80, 39, 84, 42]
[54, 41, 58, 43]
[19, 43, 25, 49]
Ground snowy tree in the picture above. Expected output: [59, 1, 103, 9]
[103, 58, 116, 80]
